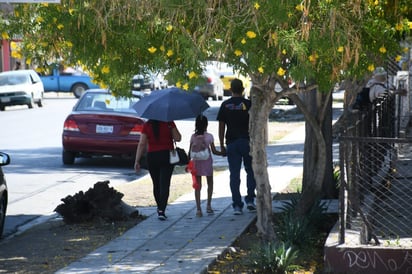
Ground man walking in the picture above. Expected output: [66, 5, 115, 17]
[217, 78, 256, 215]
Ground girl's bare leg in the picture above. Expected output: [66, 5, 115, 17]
[206, 175, 214, 213]
[195, 176, 202, 217]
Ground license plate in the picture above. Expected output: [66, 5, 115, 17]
[96, 125, 113, 134]
[0, 97, 10, 103]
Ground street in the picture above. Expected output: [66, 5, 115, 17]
[0, 93, 224, 238]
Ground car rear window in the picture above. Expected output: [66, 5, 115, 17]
[76, 93, 140, 114]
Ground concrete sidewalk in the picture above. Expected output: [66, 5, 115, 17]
[56, 125, 306, 274]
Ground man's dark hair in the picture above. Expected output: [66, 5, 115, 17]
[230, 78, 244, 95]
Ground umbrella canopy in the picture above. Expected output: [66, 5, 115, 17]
[132, 87, 209, 121]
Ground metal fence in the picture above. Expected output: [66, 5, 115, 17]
[338, 93, 412, 246]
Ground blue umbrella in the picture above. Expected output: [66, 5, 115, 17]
[132, 87, 209, 121]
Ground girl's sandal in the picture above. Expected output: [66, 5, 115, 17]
[196, 210, 203, 217]
[206, 208, 214, 214]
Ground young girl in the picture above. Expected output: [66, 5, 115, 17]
[189, 115, 223, 217]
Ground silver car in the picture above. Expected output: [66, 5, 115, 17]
[194, 65, 224, 101]
[0, 69, 44, 111]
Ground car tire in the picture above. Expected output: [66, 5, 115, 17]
[62, 150, 75, 165]
[27, 96, 34, 109]
[71, 83, 88, 98]
[0, 105, 5, 111]
[0, 194, 6, 238]
[37, 93, 44, 107]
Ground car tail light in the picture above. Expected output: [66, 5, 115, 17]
[129, 124, 143, 135]
[207, 77, 212, 83]
[63, 119, 80, 132]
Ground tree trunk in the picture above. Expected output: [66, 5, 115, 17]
[289, 90, 328, 216]
[249, 84, 279, 242]
[322, 91, 337, 198]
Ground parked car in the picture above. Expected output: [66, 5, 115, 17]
[217, 68, 251, 98]
[62, 89, 145, 165]
[39, 65, 100, 98]
[194, 64, 224, 101]
[0, 151, 10, 238]
[131, 74, 154, 92]
[131, 71, 168, 93]
[0, 69, 44, 111]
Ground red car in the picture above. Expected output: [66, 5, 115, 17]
[62, 89, 145, 165]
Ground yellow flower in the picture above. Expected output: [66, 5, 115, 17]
[254, 2, 260, 10]
[241, 38, 246, 44]
[282, 49, 287, 55]
[309, 54, 316, 62]
[277, 67, 285, 76]
[160, 45, 165, 52]
[395, 23, 403, 31]
[101, 66, 110, 74]
[42, 3, 48, 7]
[176, 81, 182, 88]
[69, 9, 75, 15]
[337, 46, 344, 53]
[234, 49, 242, 56]
[104, 99, 111, 105]
[188, 71, 197, 79]
[11, 51, 22, 59]
[395, 55, 401, 62]
[246, 31, 256, 39]
[182, 83, 189, 90]
[10, 41, 18, 50]
[36, 16, 44, 23]
[368, 64, 375, 72]
[26, 58, 31, 65]
[66, 41, 73, 47]
[2, 32, 9, 40]
[379, 46, 387, 54]
[57, 24, 64, 30]
[148, 46, 157, 54]
[258, 66, 264, 73]
[166, 50, 174, 57]
[403, 47, 409, 53]
[295, 4, 304, 11]
[166, 24, 173, 32]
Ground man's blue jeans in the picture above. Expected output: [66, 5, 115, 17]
[226, 138, 256, 209]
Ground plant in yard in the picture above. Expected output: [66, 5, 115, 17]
[245, 241, 299, 274]
[276, 194, 328, 249]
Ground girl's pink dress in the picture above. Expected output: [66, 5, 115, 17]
[190, 132, 214, 176]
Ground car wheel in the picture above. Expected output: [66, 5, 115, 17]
[0, 105, 5, 111]
[0, 194, 6, 238]
[37, 93, 44, 107]
[71, 83, 88, 98]
[62, 150, 75, 165]
[27, 96, 34, 109]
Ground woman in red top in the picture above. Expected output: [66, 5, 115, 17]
[134, 120, 182, 220]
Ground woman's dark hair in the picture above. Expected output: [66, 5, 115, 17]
[195, 115, 208, 135]
[148, 120, 160, 139]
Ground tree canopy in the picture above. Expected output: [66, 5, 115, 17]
[1, 0, 410, 95]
